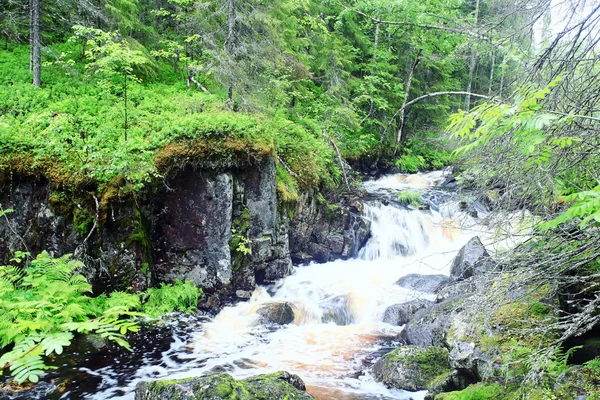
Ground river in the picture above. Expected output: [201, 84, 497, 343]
[42, 171, 497, 399]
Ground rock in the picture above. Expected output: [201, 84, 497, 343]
[372, 346, 452, 391]
[439, 175, 459, 190]
[291, 252, 313, 265]
[449, 341, 496, 381]
[290, 189, 371, 264]
[153, 171, 234, 291]
[435, 278, 477, 303]
[450, 237, 495, 281]
[85, 333, 108, 350]
[321, 295, 354, 325]
[1, 381, 57, 399]
[135, 371, 314, 400]
[400, 304, 453, 348]
[396, 274, 450, 293]
[383, 299, 433, 326]
[256, 302, 295, 325]
[424, 369, 475, 400]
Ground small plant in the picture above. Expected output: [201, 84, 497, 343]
[397, 190, 422, 206]
[141, 280, 201, 318]
[231, 228, 252, 256]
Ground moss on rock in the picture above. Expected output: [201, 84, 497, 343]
[373, 346, 452, 391]
[135, 371, 313, 400]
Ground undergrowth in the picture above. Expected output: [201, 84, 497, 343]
[0, 251, 201, 384]
[0, 45, 338, 204]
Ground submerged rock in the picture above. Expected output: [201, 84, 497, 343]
[321, 295, 354, 325]
[256, 302, 295, 325]
[450, 237, 495, 281]
[135, 371, 314, 400]
[396, 274, 450, 293]
[372, 346, 452, 391]
[382, 299, 433, 326]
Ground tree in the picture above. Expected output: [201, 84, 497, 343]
[72, 25, 151, 140]
[30, 0, 41, 86]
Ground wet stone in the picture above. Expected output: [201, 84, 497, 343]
[256, 302, 295, 325]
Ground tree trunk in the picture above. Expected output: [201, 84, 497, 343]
[124, 72, 128, 141]
[488, 48, 496, 95]
[226, 0, 236, 102]
[366, 22, 380, 119]
[464, 0, 480, 110]
[29, 0, 33, 72]
[499, 56, 505, 96]
[393, 49, 421, 154]
[31, 0, 41, 87]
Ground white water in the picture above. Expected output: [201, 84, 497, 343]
[92, 171, 505, 400]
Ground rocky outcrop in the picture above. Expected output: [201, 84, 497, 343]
[382, 299, 432, 326]
[0, 157, 293, 304]
[381, 238, 503, 397]
[135, 371, 314, 400]
[396, 274, 450, 293]
[289, 189, 370, 264]
[372, 346, 452, 391]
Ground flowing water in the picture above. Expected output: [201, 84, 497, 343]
[14, 171, 502, 400]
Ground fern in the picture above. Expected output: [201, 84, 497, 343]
[141, 280, 201, 318]
[0, 251, 202, 384]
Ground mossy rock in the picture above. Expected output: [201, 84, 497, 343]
[372, 346, 452, 391]
[135, 371, 314, 400]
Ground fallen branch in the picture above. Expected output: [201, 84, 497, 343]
[383, 91, 491, 146]
[187, 75, 212, 95]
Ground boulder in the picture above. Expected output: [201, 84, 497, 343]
[382, 299, 433, 326]
[449, 341, 497, 381]
[372, 346, 452, 391]
[435, 278, 477, 303]
[450, 237, 495, 281]
[400, 303, 455, 347]
[135, 371, 314, 400]
[256, 302, 295, 325]
[396, 274, 450, 293]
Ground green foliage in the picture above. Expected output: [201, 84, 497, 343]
[449, 78, 600, 230]
[435, 383, 506, 400]
[0, 252, 201, 383]
[397, 190, 422, 206]
[140, 280, 201, 318]
[395, 153, 427, 173]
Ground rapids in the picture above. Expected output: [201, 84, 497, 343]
[46, 171, 507, 400]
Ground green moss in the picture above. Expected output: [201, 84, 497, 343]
[276, 165, 299, 204]
[230, 206, 251, 273]
[48, 190, 72, 215]
[384, 346, 452, 389]
[435, 383, 506, 400]
[142, 372, 312, 399]
[73, 206, 94, 238]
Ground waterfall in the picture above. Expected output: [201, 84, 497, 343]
[89, 171, 485, 400]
